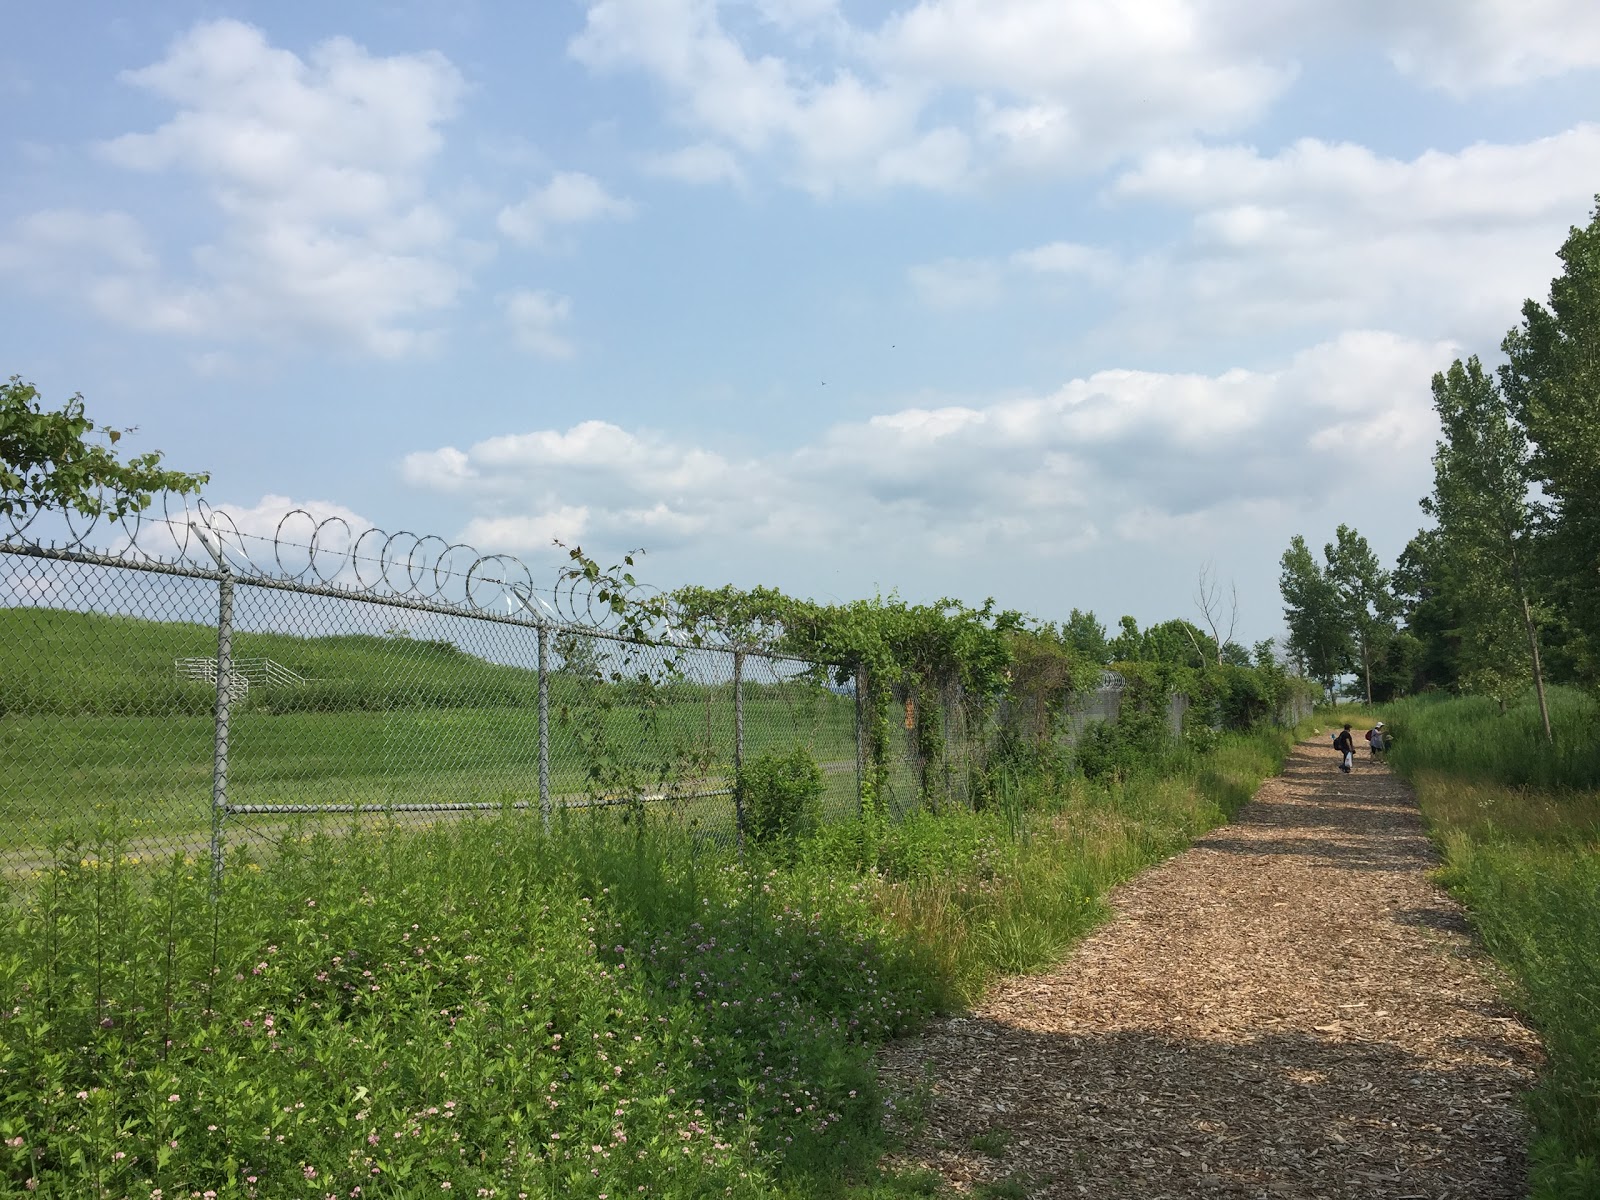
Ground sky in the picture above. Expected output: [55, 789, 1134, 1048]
[3, 1, 1598, 646]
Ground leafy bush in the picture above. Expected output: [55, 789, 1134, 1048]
[739, 746, 825, 843]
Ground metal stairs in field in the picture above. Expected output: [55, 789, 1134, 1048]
[175, 657, 308, 692]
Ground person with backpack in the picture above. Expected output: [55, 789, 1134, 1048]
[1366, 722, 1387, 761]
[1333, 724, 1355, 773]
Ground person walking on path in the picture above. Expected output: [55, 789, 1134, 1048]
[1367, 722, 1387, 761]
[1333, 723, 1355, 772]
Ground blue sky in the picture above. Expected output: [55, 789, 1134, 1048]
[3, 0, 1598, 642]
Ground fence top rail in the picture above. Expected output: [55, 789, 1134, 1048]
[0, 537, 843, 668]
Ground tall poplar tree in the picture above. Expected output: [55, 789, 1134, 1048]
[1500, 198, 1600, 680]
[1279, 535, 1352, 700]
[1422, 356, 1552, 740]
[1324, 524, 1396, 705]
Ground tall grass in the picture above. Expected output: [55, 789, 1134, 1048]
[1387, 687, 1600, 793]
[1383, 689, 1600, 1199]
[0, 726, 1297, 1198]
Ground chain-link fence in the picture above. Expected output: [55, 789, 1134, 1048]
[2, 501, 1304, 890]
[0, 506, 867, 888]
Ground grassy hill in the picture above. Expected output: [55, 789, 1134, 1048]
[0, 607, 553, 717]
[0, 607, 857, 849]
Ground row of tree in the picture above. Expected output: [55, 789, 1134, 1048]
[1279, 200, 1600, 735]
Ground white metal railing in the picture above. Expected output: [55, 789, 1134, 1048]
[175, 656, 306, 688]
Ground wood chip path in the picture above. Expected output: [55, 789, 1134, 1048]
[878, 737, 1543, 1199]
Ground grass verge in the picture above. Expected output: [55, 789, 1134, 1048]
[0, 728, 1294, 1199]
[1384, 689, 1600, 1200]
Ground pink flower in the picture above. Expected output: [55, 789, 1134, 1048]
[167, 1094, 181, 1103]
[303, 1165, 318, 1179]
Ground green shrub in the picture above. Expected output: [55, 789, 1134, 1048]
[739, 746, 825, 843]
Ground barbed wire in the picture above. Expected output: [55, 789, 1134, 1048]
[0, 493, 775, 648]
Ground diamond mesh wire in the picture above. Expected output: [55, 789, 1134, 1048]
[12, 496, 1212, 892]
[1, 557, 220, 883]
[0, 543, 885, 889]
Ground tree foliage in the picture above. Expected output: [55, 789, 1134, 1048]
[1500, 197, 1600, 679]
[1, 377, 208, 521]
[1421, 356, 1552, 730]
[1324, 524, 1398, 704]
[1278, 535, 1353, 699]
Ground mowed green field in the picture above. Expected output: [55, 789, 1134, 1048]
[1, 607, 858, 852]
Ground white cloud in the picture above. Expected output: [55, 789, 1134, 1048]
[569, 0, 1600, 195]
[1010, 241, 1115, 279]
[403, 330, 1446, 569]
[907, 257, 1005, 310]
[643, 142, 747, 187]
[1343, 0, 1600, 92]
[874, 0, 1289, 169]
[503, 289, 575, 359]
[908, 239, 1117, 310]
[571, 0, 968, 195]
[1109, 124, 1600, 342]
[401, 446, 478, 491]
[0, 20, 468, 357]
[496, 171, 634, 248]
[459, 507, 591, 553]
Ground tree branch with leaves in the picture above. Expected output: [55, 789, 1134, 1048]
[1, 377, 208, 522]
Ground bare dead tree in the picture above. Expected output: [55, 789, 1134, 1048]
[1195, 562, 1239, 667]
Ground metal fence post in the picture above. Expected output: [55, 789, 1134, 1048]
[854, 664, 866, 815]
[732, 649, 746, 851]
[192, 524, 232, 894]
[537, 621, 551, 830]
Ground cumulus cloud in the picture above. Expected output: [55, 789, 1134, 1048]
[909, 126, 1600, 342]
[1109, 124, 1600, 343]
[1327, 0, 1600, 92]
[403, 330, 1447, 570]
[570, 0, 970, 195]
[0, 20, 468, 356]
[497, 171, 634, 248]
[503, 289, 576, 359]
[569, 0, 1600, 195]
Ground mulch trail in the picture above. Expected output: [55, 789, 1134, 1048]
[877, 738, 1543, 1199]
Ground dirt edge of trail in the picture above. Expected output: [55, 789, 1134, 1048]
[876, 737, 1543, 1200]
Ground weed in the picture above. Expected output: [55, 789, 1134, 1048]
[0, 725, 1295, 1197]
[968, 1127, 1013, 1157]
